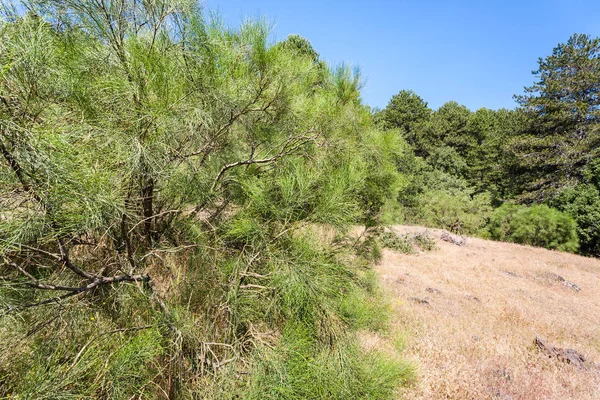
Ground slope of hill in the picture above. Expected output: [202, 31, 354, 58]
[376, 226, 600, 400]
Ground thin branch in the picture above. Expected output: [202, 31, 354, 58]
[239, 284, 272, 290]
[127, 209, 181, 234]
[57, 238, 97, 280]
[121, 192, 137, 270]
[2, 271, 150, 313]
[0, 140, 40, 202]
[210, 131, 317, 192]
[179, 77, 276, 161]
[17, 243, 61, 260]
[2, 257, 81, 291]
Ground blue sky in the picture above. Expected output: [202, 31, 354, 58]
[205, 1, 600, 111]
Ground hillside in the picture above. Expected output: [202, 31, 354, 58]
[3, 3, 600, 398]
[376, 226, 600, 400]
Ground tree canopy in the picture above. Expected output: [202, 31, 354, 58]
[513, 33, 600, 201]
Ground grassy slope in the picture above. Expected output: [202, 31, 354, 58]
[377, 225, 600, 400]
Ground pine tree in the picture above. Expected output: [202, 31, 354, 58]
[379, 90, 431, 152]
[513, 33, 600, 201]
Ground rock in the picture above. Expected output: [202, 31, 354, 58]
[534, 336, 588, 369]
[545, 272, 565, 282]
[440, 231, 466, 246]
[466, 294, 481, 302]
[408, 297, 430, 305]
[563, 280, 581, 292]
[542, 272, 580, 291]
[425, 287, 441, 294]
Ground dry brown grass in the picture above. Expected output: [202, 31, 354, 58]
[377, 225, 600, 400]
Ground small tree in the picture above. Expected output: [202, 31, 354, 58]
[379, 90, 431, 152]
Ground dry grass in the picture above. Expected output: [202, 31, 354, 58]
[376, 225, 600, 400]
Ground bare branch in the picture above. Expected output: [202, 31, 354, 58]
[239, 284, 272, 290]
[3, 272, 151, 313]
[57, 238, 97, 280]
[2, 257, 81, 291]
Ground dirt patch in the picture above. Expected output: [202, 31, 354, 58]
[377, 225, 600, 400]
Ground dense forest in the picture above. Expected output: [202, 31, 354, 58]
[376, 32, 600, 256]
[0, 0, 598, 398]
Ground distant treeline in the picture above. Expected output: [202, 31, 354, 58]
[375, 33, 600, 256]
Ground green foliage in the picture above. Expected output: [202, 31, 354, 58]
[379, 230, 437, 254]
[379, 231, 416, 254]
[487, 204, 579, 252]
[427, 101, 473, 158]
[358, 234, 384, 263]
[413, 190, 492, 234]
[0, 2, 411, 398]
[378, 89, 430, 142]
[0, 292, 167, 399]
[106, 329, 165, 399]
[243, 324, 414, 400]
[512, 33, 600, 201]
[355, 129, 411, 226]
[378, 34, 600, 253]
[427, 145, 468, 177]
[466, 108, 525, 200]
[340, 271, 391, 332]
[278, 34, 321, 64]
[551, 159, 600, 256]
[376, 34, 600, 261]
[377, 88, 522, 204]
[553, 185, 600, 256]
[412, 232, 438, 251]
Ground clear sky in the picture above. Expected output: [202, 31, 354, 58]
[205, 0, 600, 111]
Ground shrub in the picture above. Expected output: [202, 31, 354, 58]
[487, 204, 579, 252]
[0, 5, 411, 399]
[393, 151, 493, 234]
[412, 232, 438, 251]
[551, 185, 600, 257]
[243, 323, 415, 400]
[408, 190, 492, 235]
[379, 230, 438, 254]
[379, 231, 416, 254]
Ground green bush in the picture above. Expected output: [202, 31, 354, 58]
[553, 185, 600, 256]
[407, 190, 492, 234]
[379, 231, 416, 254]
[392, 149, 493, 234]
[0, 5, 412, 399]
[487, 204, 579, 252]
[379, 230, 438, 254]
